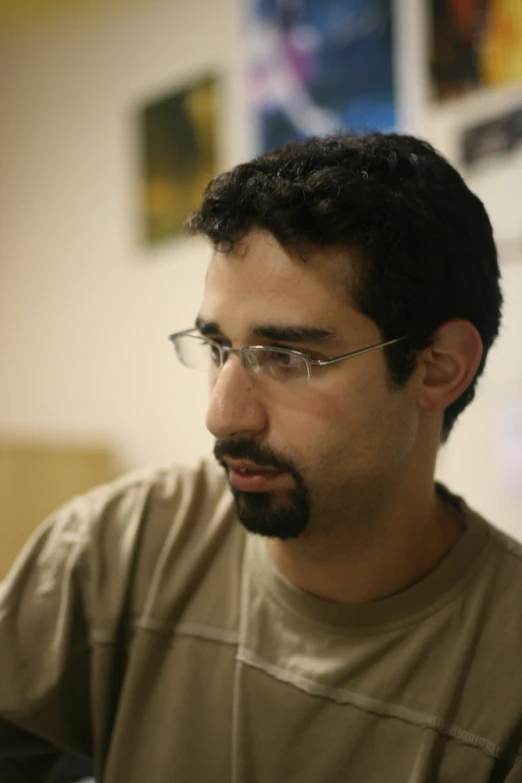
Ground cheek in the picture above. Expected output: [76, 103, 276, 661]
[285, 373, 387, 429]
[267, 375, 415, 472]
[266, 384, 367, 455]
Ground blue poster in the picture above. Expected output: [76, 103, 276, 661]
[248, 0, 396, 152]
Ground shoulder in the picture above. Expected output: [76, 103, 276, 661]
[78, 458, 240, 629]
[484, 520, 522, 566]
[7, 459, 230, 562]
[439, 486, 522, 656]
[461, 509, 522, 764]
[73, 458, 236, 583]
[478, 517, 522, 632]
[55, 458, 233, 550]
[1, 459, 238, 625]
[458, 500, 522, 672]
[470, 505, 522, 593]
[440, 484, 522, 585]
[77, 457, 230, 517]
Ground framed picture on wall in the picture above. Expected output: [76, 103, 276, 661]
[138, 74, 220, 244]
[430, 0, 522, 102]
[461, 105, 522, 166]
[246, 0, 396, 154]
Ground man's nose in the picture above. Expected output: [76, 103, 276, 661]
[205, 355, 268, 440]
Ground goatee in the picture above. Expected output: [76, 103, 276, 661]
[214, 439, 311, 539]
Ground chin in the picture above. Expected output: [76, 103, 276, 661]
[232, 486, 310, 540]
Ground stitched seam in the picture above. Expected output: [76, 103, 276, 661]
[91, 620, 239, 646]
[255, 534, 495, 636]
[165, 621, 239, 645]
[237, 647, 522, 765]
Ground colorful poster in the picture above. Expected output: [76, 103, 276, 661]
[247, 0, 396, 153]
[430, 0, 522, 101]
[139, 75, 219, 244]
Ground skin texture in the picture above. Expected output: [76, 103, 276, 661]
[199, 230, 484, 604]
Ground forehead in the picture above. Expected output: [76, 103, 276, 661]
[200, 231, 359, 330]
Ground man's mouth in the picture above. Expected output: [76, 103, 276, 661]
[223, 459, 288, 492]
[224, 459, 278, 473]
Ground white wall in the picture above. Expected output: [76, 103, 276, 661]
[435, 261, 522, 541]
[0, 0, 247, 470]
[0, 0, 521, 535]
[406, 3, 522, 540]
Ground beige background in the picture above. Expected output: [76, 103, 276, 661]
[0, 441, 114, 578]
[0, 0, 521, 573]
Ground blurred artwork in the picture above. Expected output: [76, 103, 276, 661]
[247, 0, 396, 153]
[498, 395, 522, 497]
[140, 75, 219, 244]
[430, 0, 522, 101]
[462, 104, 522, 166]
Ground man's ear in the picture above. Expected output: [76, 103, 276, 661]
[416, 320, 484, 413]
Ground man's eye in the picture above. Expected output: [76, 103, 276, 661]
[262, 350, 307, 379]
[273, 351, 301, 367]
[208, 343, 223, 366]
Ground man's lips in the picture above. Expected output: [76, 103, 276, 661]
[223, 458, 288, 492]
[223, 458, 280, 474]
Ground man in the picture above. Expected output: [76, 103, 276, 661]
[1, 132, 521, 783]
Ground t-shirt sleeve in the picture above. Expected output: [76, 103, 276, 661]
[0, 496, 94, 780]
[0, 461, 228, 782]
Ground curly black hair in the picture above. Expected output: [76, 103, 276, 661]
[188, 132, 502, 441]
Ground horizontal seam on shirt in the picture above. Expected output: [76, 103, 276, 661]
[237, 646, 522, 766]
[92, 620, 239, 646]
[165, 620, 239, 645]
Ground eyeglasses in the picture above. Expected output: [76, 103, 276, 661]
[168, 328, 408, 385]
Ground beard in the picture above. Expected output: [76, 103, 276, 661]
[231, 485, 310, 539]
[213, 439, 311, 539]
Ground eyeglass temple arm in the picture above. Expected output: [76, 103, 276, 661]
[312, 336, 407, 367]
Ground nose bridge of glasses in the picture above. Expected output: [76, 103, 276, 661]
[241, 348, 262, 373]
[218, 346, 264, 377]
[220, 345, 259, 374]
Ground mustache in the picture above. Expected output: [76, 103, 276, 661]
[213, 439, 301, 480]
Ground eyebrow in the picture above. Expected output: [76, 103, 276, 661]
[195, 317, 340, 345]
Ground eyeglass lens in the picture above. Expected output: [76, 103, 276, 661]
[173, 335, 309, 383]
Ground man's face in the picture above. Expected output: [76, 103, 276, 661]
[199, 230, 419, 540]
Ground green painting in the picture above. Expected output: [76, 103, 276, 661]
[140, 74, 219, 244]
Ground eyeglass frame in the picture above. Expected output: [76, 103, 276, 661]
[168, 328, 408, 383]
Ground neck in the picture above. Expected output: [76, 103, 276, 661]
[266, 481, 464, 605]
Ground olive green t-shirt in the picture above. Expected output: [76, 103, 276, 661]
[1, 460, 522, 782]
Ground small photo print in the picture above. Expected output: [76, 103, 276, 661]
[139, 74, 219, 244]
[462, 105, 522, 166]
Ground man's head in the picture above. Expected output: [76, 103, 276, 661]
[187, 132, 502, 539]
